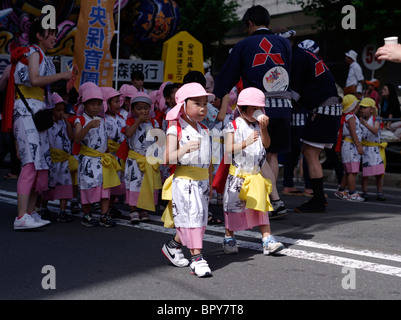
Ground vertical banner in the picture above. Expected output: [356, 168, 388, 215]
[73, 0, 115, 89]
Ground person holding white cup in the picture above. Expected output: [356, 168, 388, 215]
[376, 36, 401, 63]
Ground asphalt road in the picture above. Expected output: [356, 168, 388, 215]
[1, 168, 401, 305]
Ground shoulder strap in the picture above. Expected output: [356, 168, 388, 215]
[167, 120, 182, 140]
[15, 85, 34, 115]
[231, 119, 237, 130]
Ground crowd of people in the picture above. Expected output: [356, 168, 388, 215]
[1, 7, 401, 278]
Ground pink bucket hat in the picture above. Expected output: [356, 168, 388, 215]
[101, 87, 121, 113]
[150, 81, 172, 112]
[101, 87, 121, 101]
[237, 87, 266, 107]
[119, 84, 138, 108]
[77, 82, 104, 116]
[166, 83, 214, 121]
[52, 93, 67, 106]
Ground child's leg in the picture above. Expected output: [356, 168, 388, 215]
[361, 176, 368, 193]
[376, 174, 384, 194]
[60, 199, 67, 212]
[82, 204, 91, 215]
[100, 197, 110, 215]
[347, 173, 357, 192]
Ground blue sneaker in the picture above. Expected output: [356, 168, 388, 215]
[223, 237, 239, 254]
[263, 236, 284, 255]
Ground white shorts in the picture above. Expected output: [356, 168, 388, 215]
[302, 139, 334, 150]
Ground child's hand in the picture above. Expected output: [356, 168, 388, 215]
[137, 115, 151, 124]
[258, 115, 269, 129]
[245, 131, 259, 146]
[184, 140, 200, 153]
[357, 145, 364, 155]
[88, 119, 101, 129]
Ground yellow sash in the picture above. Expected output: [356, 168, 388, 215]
[16, 85, 44, 101]
[229, 165, 273, 213]
[161, 166, 209, 228]
[128, 150, 162, 212]
[79, 144, 122, 189]
[108, 139, 125, 173]
[361, 140, 388, 169]
[50, 148, 79, 186]
[107, 139, 121, 154]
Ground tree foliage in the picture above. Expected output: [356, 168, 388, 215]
[289, 0, 401, 46]
[174, 0, 240, 59]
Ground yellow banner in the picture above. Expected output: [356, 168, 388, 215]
[162, 31, 204, 83]
[73, 0, 115, 89]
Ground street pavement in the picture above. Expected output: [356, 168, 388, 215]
[1, 167, 401, 303]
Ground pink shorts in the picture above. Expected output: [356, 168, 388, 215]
[125, 190, 158, 208]
[111, 181, 125, 196]
[224, 209, 270, 232]
[42, 185, 73, 201]
[80, 187, 111, 204]
[17, 163, 48, 195]
[343, 162, 360, 174]
[362, 164, 385, 177]
[176, 227, 207, 249]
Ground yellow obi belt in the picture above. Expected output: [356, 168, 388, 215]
[229, 165, 273, 213]
[50, 148, 79, 186]
[79, 144, 121, 189]
[361, 139, 388, 169]
[16, 85, 44, 101]
[128, 149, 162, 212]
[161, 165, 209, 228]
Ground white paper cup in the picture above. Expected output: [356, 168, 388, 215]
[252, 109, 264, 121]
[384, 37, 398, 45]
[191, 134, 202, 144]
[93, 116, 100, 121]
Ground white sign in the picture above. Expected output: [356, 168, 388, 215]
[362, 45, 385, 71]
[61, 56, 164, 83]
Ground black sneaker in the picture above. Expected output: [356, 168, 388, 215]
[109, 206, 122, 218]
[81, 214, 99, 227]
[294, 199, 326, 213]
[99, 214, 116, 228]
[70, 201, 81, 214]
[40, 207, 52, 221]
[57, 211, 73, 223]
[270, 200, 287, 219]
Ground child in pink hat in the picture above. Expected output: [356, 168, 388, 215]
[161, 83, 215, 278]
[102, 87, 126, 216]
[41, 93, 75, 222]
[219, 87, 284, 256]
[119, 84, 138, 121]
[74, 83, 121, 227]
[121, 91, 161, 223]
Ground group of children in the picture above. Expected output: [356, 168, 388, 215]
[335, 94, 387, 202]
[39, 78, 284, 278]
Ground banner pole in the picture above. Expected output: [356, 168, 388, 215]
[114, 0, 121, 90]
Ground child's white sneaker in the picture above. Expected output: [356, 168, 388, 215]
[190, 258, 212, 278]
[346, 193, 365, 202]
[162, 243, 189, 267]
[14, 213, 46, 230]
[263, 236, 284, 255]
[30, 211, 51, 226]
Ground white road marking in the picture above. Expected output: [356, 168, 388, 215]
[2, 190, 401, 278]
